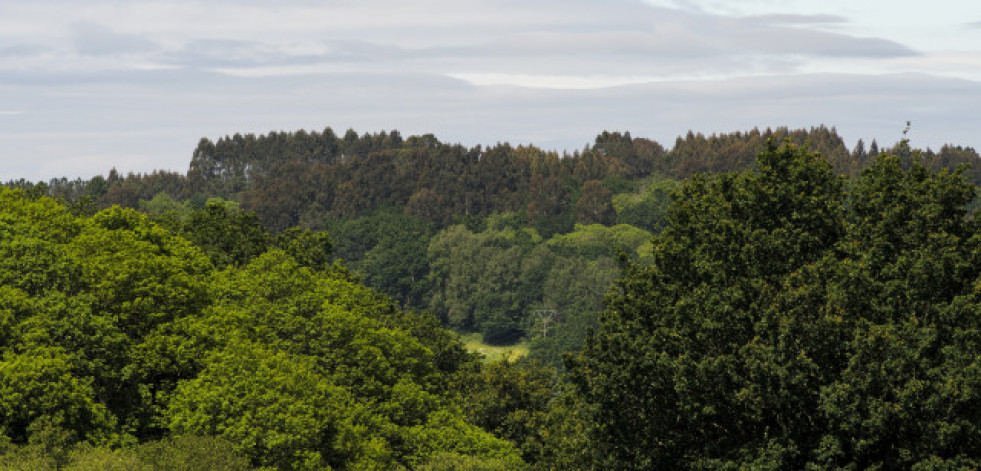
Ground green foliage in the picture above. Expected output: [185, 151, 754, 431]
[0, 435, 258, 471]
[139, 192, 188, 217]
[327, 208, 435, 308]
[11, 126, 980, 236]
[0, 440, 60, 470]
[62, 445, 148, 471]
[519, 224, 652, 367]
[166, 342, 364, 470]
[570, 141, 981, 469]
[166, 250, 523, 469]
[0, 189, 526, 470]
[574, 180, 616, 226]
[417, 451, 524, 471]
[427, 222, 541, 343]
[0, 348, 115, 445]
[525, 256, 620, 369]
[0, 191, 214, 441]
[666, 125, 852, 178]
[274, 227, 332, 270]
[536, 391, 595, 471]
[134, 435, 258, 471]
[181, 128, 657, 231]
[12, 126, 981, 470]
[156, 198, 271, 269]
[545, 223, 652, 260]
[147, 197, 336, 274]
[426, 218, 652, 362]
[612, 177, 680, 232]
[456, 360, 554, 465]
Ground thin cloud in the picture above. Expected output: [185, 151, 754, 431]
[0, 0, 922, 81]
[742, 13, 847, 25]
[0, 44, 54, 57]
[728, 25, 917, 58]
[70, 22, 159, 56]
[169, 39, 303, 68]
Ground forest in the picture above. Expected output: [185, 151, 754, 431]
[4, 126, 981, 469]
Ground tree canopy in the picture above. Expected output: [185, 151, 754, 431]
[7, 125, 981, 470]
[0, 187, 526, 470]
[571, 141, 981, 469]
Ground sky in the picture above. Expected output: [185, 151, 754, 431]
[1, 0, 980, 181]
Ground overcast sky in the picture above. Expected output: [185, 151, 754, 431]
[2, 0, 980, 181]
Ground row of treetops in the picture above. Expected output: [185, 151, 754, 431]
[7, 125, 980, 234]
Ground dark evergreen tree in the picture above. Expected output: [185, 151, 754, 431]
[570, 141, 981, 469]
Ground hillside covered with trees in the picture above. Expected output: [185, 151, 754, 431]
[5, 127, 981, 469]
[0, 187, 547, 469]
[8, 126, 980, 360]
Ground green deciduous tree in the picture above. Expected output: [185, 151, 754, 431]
[612, 177, 680, 232]
[0, 348, 115, 445]
[0, 190, 214, 443]
[0, 188, 524, 470]
[456, 359, 553, 465]
[427, 220, 541, 343]
[163, 250, 524, 469]
[164, 199, 271, 269]
[570, 141, 981, 469]
[574, 181, 616, 226]
[166, 341, 367, 471]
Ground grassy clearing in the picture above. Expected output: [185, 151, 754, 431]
[459, 333, 530, 362]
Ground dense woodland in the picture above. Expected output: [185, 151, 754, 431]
[5, 127, 981, 468]
[9, 126, 981, 355]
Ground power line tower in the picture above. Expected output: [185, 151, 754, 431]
[534, 309, 558, 338]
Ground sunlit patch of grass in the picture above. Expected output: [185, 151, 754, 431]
[459, 332, 529, 362]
